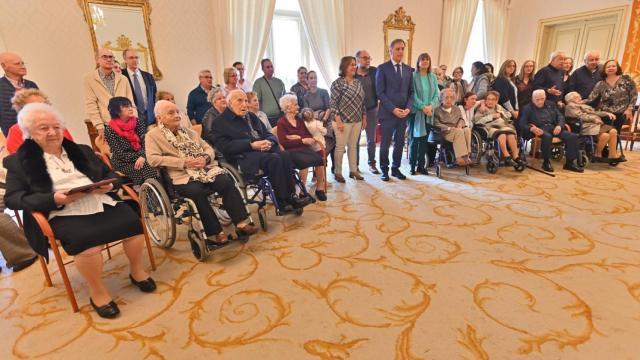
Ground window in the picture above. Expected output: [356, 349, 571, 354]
[461, 0, 487, 81]
[263, 0, 328, 90]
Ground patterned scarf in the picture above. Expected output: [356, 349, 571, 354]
[109, 117, 141, 150]
[158, 123, 225, 183]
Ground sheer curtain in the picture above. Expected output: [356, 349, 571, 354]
[484, 0, 510, 66]
[213, 0, 276, 82]
[297, 0, 346, 84]
[438, 0, 479, 69]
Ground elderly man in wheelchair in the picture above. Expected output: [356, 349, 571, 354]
[210, 89, 314, 214]
[519, 90, 583, 173]
[144, 100, 258, 256]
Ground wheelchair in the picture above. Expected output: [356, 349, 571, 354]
[217, 158, 314, 231]
[429, 128, 470, 178]
[471, 125, 526, 174]
[565, 117, 623, 168]
[138, 167, 250, 262]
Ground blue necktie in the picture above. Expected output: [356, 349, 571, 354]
[132, 73, 146, 113]
[395, 64, 401, 78]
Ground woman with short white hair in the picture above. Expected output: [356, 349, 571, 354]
[202, 86, 227, 146]
[3, 103, 156, 319]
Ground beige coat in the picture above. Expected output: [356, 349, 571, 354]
[565, 102, 609, 136]
[145, 126, 218, 185]
[83, 69, 137, 130]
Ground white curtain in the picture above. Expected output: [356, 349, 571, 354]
[213, 0, 276, 83]
[483, 0, 510, 66]
[298, 0, 346, 84]
[438, 0, 479, 68]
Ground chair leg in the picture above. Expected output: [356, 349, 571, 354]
[140, 219, 156, 271]
[39, 255, 52, 287]
[105, 242, 112, 260]
[49, 238, 79, 312]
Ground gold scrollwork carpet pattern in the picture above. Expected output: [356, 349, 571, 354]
[2, 154, 640, 359]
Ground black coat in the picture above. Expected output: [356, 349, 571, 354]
[122, 68, 157, 123]
[491, 76, 518, 111]
[210, 108, 280, 177]
[0, 76, 38, 135]
[3, 139, 122, 260]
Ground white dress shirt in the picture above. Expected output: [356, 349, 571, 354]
[44, 150, 117, 219]
[239, 78, 253, 92]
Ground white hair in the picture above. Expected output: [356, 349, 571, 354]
[549, 51, 565, 62]
[154, 99, 174, 118]
[279, 94, 298, 112]
[207, 86, 224, 104]
[226, 89, 246, 103]
[564, 91, 580, 103]
[439, 88, 455, 102]
[583, 50, 600, 63]
[17, 103, 65, 140]
[532, 89, 546, 100]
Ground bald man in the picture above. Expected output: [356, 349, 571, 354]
[211, 90, 313, 211]
[83, 48, 136, 136]
[0, 52, 39, 135]
[568, 50, 603, 99]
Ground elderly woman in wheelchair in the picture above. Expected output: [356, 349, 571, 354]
[145, 100, 258, 250]
[434, 89, 473, 166]
[473, 90, 525, 172]
[3, 103, 155, 319]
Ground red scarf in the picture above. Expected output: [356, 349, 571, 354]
[109, 117, 141, 151]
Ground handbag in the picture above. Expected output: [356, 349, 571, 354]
[263, 77, 284, 118]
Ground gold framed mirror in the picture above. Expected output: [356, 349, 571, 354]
[383, 7, 415, 65]
[78, 0, 162, 79]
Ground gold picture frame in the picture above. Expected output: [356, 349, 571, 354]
[383, 7, 416, 65]
[78, 0, 163, 79]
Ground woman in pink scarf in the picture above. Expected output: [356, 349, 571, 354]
[104, 97, 158, 186]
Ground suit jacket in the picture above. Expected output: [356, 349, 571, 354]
[0, 76, 38, 135]
[211, 108, 279, 177]
[375, 61, 414, 120]
[145, 126, 216, 185]
[491, 76, 518, 111]
[519, 101, 565, 137]
[3, 139, 121, 260]
[83, 69, 137, 130]
[122, 68, 157, 124]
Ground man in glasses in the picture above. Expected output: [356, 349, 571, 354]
[122, 48, 157, 126]
[83, 48, 136, 137]
[355, 49, 380, 174]
[0, 52, 39, 135]
[187, 69, 214, 124]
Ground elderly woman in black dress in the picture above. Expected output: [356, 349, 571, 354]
[3, 103, 156, 319]
[104, 97, 158, 186]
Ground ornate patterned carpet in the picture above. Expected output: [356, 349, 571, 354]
[2, 153, 640, 359]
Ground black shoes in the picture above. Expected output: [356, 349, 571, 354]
[542, 161, 554, 172]
[369, 165, 380, 174]
[381, 170, 390, 182]
[315, 190, 327, 201]
[290, 194, 313, 209]
[410, 167, 417, 175]
[12, 256, 38, 272]
[130, 274, 157, 293]
[90, 298, 120, 319]
[391, 168, 406, 180]
[417, 166, 428, 175]
[237, 223, 259, 237]
[563, 162, 584, 173]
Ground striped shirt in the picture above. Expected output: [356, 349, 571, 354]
[98, 69, 116, 96]
[329, 77, 366, 123]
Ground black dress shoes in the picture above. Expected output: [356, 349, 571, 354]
[290, 194, 313, 209]
[315, 190, 327, 201]
[130, 274, 157, 293]
[12, 256, 38, 272]
[542, 161, 554, 172]
[563, 162, 584, 173]
[417, 167, 429, 175]
[410, 167, 417, 175]
[90, 298, 120, 319]
[391, 168, 407, 180]
[369, 165, 380, 174]
[381, 171, 390, 182]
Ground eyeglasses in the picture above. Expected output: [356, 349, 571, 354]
[359, 56, 372, 61]
[100, 55, 114, 60]
[201, 75, 213, 79]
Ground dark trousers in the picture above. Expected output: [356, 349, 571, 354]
[259, 151, 296, 200]
[540, 129, 578, 163]
[379, 117, 407, 170]
[174, 174, 248, 236]
[409, 136, 428, 168]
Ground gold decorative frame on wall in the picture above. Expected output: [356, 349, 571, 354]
[383, 7, 415, 65]
[78, 0, 163, 79]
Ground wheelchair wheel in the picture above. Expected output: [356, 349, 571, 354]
[187, 230, 209, 262]
[435, 164, 442, 178]
[464, 165, 470, 175]
[470, 131, 483, 165]
[139, 178, 176, 248]
[486, 161, 498, 174]
[514, 162, 526, 172]
[258, 207, 268, 231]
[551, 146, 563, 161]
[578, 150, 590, 168]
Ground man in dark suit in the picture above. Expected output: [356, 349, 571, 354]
[355, 49, 379, 174]
[0, 52, 39, 135]
[375, 39, 413, 181]
[122, 49, 157, 125]
[211, 90, 313, 210]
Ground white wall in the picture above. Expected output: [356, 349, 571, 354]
[345, 0, 443, 68]
[0, 0, 215, 145]
[507, 0, 632, 68]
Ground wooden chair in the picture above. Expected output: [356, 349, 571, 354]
[33, 184, 156, 312]
[621, 109, 639, 151]
[530, 124, 571, 161]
